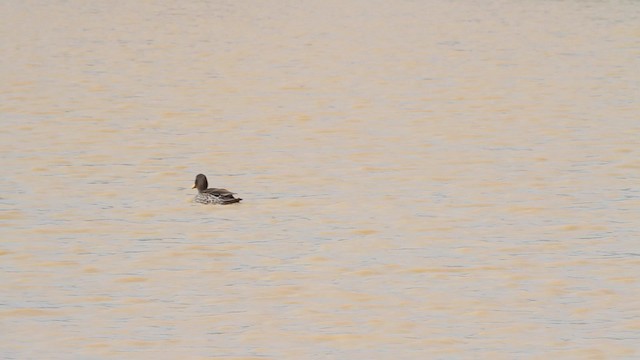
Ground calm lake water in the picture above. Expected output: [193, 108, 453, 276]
[1, 1, 639, 359]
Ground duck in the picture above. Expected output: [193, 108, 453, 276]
[192, 174, 242, 205]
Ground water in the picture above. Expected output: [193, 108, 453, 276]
[1, 1, 639, 359]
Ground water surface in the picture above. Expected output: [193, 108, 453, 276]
[1, 1, 639, 359]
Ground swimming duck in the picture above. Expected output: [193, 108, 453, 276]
[192, 174, 242, 205]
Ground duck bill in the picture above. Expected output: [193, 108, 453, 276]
[192, 184, 196, 189]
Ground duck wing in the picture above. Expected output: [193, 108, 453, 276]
[202, 188, 242, 204]
[203, 188, 235, 196]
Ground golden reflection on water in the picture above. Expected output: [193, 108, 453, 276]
[2, 0, 640, 358]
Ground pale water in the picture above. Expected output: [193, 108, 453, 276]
[1, 1, 639, 359]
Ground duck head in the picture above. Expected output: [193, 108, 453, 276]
[192, 174, 208, 192]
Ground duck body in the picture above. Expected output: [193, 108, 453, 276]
[192, 174, 242, 205]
